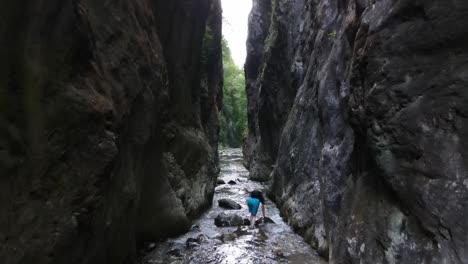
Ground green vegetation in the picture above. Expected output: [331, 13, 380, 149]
[219, 37, 247, 148]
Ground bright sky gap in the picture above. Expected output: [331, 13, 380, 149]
[221, 0, 252, 68]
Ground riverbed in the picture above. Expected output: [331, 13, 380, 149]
[141, 148, 326, 264]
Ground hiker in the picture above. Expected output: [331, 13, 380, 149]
[246, 190, 265, 229]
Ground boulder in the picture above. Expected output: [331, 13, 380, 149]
[218, 199, 242, 210]
[216, 179, 226, 185]
[214, 212, 244, 227]
[255, 217, 275, 225]
[185, 237, 200, 249]
[185, 234, 207, 249]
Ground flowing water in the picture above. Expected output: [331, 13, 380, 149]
[141, 148, 326, 264]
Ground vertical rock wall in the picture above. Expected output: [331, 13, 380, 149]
[0, 0, 222, 263]
[245, 0, 468, 263]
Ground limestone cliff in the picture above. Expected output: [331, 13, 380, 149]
[245, 0, 468, 263]
[0, 0, 222, 263]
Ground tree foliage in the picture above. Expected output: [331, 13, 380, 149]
[219, 37, 247, 148]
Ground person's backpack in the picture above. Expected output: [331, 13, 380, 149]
[251, 190, 265, 203]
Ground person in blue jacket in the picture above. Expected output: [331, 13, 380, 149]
[246, 190, 266, 229]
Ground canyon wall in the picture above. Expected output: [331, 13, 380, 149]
[0, 0, 222, 263]
[245, 0, 468, 263]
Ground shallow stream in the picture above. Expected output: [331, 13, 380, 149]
[142, 148, 325, 264]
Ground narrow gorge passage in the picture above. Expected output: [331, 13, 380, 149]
[1, 0, 467, 263]
[142, 149, 325, 264]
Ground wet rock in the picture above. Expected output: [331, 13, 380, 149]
[213, 233, 224, 241]
[255, 217, 275, 225]
[219, 233, 237, 242]
[167, 248, 183, 257]
[214, 212, 244, 227]
[147, 243, 157, 250]
[243, 218, 251, 226]
[233, 226, 250, 237]
[272, 248, 285, 258]
[216, 179, 226, 185]
[217, 227, 252, 242]
[185, 234, 207, 249]
[139, 242, 157, 255]
[228, 180, 237, 185]
[168, 242, 185, 253]
[218, 199, 242, 210]
[186, 238, 200, 249]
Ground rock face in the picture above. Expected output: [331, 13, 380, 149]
[218, 198, 242, 210]
[243, 0, 274, 181]
[245, 0, 468, 263]
[0, 1, 222, 264]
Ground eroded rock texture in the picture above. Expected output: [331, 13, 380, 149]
[0, 0, 222, 263]
[245, 0, 468, 263]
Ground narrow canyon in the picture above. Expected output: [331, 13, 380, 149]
[0, 0, 467, 264]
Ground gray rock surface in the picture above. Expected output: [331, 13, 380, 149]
[214, 212, 244, 227]
[228, 180, 237, 185]
[218, 199, 242, 210]
[216, 179, 226, 185]
[0, 0, 222, 263]
[243, 0, 274, 182]
[255, 217, 275, 226]
[245, 0, 468, 263]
